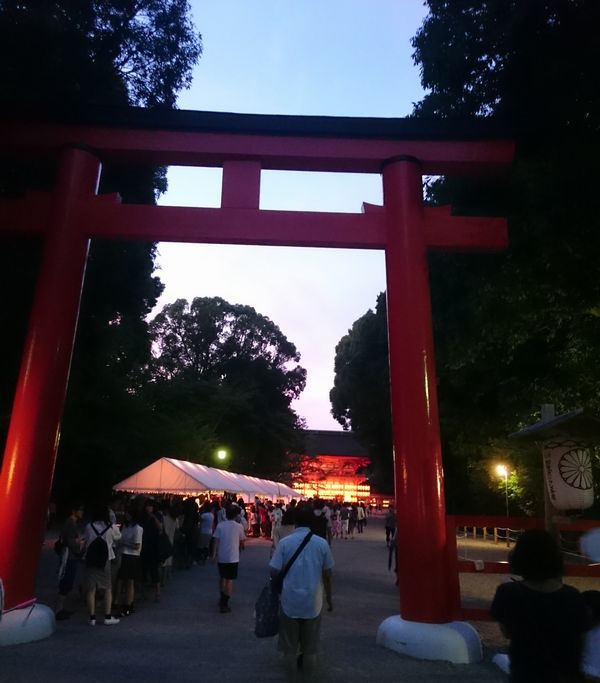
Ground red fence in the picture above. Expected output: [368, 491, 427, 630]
[447, 515, 600, 621]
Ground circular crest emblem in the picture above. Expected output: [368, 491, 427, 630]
[558, 448, 593, 490]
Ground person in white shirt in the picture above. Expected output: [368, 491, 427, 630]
[83, 503, 122, 626]
[211, 504, 245, 613]
[356, 502, 366, 533]
[270, 503, 334, 680]
[115, 507, 143, 616]
[270, 502, 283, 539]
[198, 502, 215, 564]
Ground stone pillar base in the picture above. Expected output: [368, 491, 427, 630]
[0, 603, 55, 646]
[376, 615, 482, 664]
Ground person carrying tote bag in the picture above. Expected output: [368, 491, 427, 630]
[255, 530, 313, 638]
[268, 504, 334, 679]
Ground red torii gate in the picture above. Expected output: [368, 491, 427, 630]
[0, 109, 514, 626]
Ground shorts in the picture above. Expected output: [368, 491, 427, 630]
[218, 562, 239, 580]
[83, 561, 111, 592]
[117, 554, 143, 582]
[278, 611, 322, 656]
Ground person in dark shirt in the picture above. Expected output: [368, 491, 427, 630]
[491, 529, 590, 683]
[54, 502, 84, 620]
[311, 500, 328, 542]
[140, 497, 164, 602]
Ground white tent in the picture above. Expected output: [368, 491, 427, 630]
[113, 457, 301, 502]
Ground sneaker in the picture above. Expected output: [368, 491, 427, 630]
[89, 618, 96, 626]
[219, 605, 231, 613]
[119, 607, 131, 617]
[103, 616, 120, 625]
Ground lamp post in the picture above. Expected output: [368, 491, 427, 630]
[496, 464, 510, 547]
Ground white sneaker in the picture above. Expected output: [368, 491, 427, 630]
[89, 618, 96, 626]
[103, 616, 120, 625]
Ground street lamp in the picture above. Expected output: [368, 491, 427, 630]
[216, 449, 228, 461]
[496, 464, 510, 547]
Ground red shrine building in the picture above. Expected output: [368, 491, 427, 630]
[293, 430, 382, 503]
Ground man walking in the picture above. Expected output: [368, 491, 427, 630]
[269, 503, 334, 681]
[211, 504, 245, 613]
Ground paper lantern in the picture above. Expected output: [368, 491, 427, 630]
[543, 434, 594, 510]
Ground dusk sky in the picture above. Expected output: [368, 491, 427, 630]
[153, 1, 428, 430]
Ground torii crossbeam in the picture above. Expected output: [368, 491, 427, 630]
[0, 108, 514, 632]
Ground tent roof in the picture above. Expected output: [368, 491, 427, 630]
[113, 457, 300, 500]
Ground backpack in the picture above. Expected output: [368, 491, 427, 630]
[85, 523, 110, 568]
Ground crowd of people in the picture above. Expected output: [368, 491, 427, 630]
[51, 494, 351, 680]
[51, 495, 600, 681]
[52, 494, 368, 626]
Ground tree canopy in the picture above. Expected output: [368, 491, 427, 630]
[0, 0, 202, 108]
[0, 1, 202, 503]
[331, 1, 600, 515]
[329, 293, 393, 492]
[145, 297, 307, 479]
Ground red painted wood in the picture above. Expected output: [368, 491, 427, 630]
[360, 203, 508, 251]
[383, 158, 455, 623]
[0, 196, 508, 254]
[457, 560, 600, 581]
[450, 515, 545, 529]
[459, 607, 492, 621]
[423, 206, 508, 251]
[0, 121, 515, 175]
[221, 160, 261, 209]
[84, 202, 387, 248]
[457, 560, 511, 573]
[0, 148, 100, 609]
[450, 515, 600, 533]
[0, 193, 52, 233]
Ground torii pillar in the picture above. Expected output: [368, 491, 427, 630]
[376, 157, 481, 662]
[0, 147, 100, 643]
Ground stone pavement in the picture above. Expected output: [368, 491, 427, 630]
[1, 517, 507, 683]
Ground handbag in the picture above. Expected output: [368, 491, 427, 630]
[254, 531, 313, 638]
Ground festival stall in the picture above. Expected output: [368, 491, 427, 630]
[113, 457, 300, 503]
